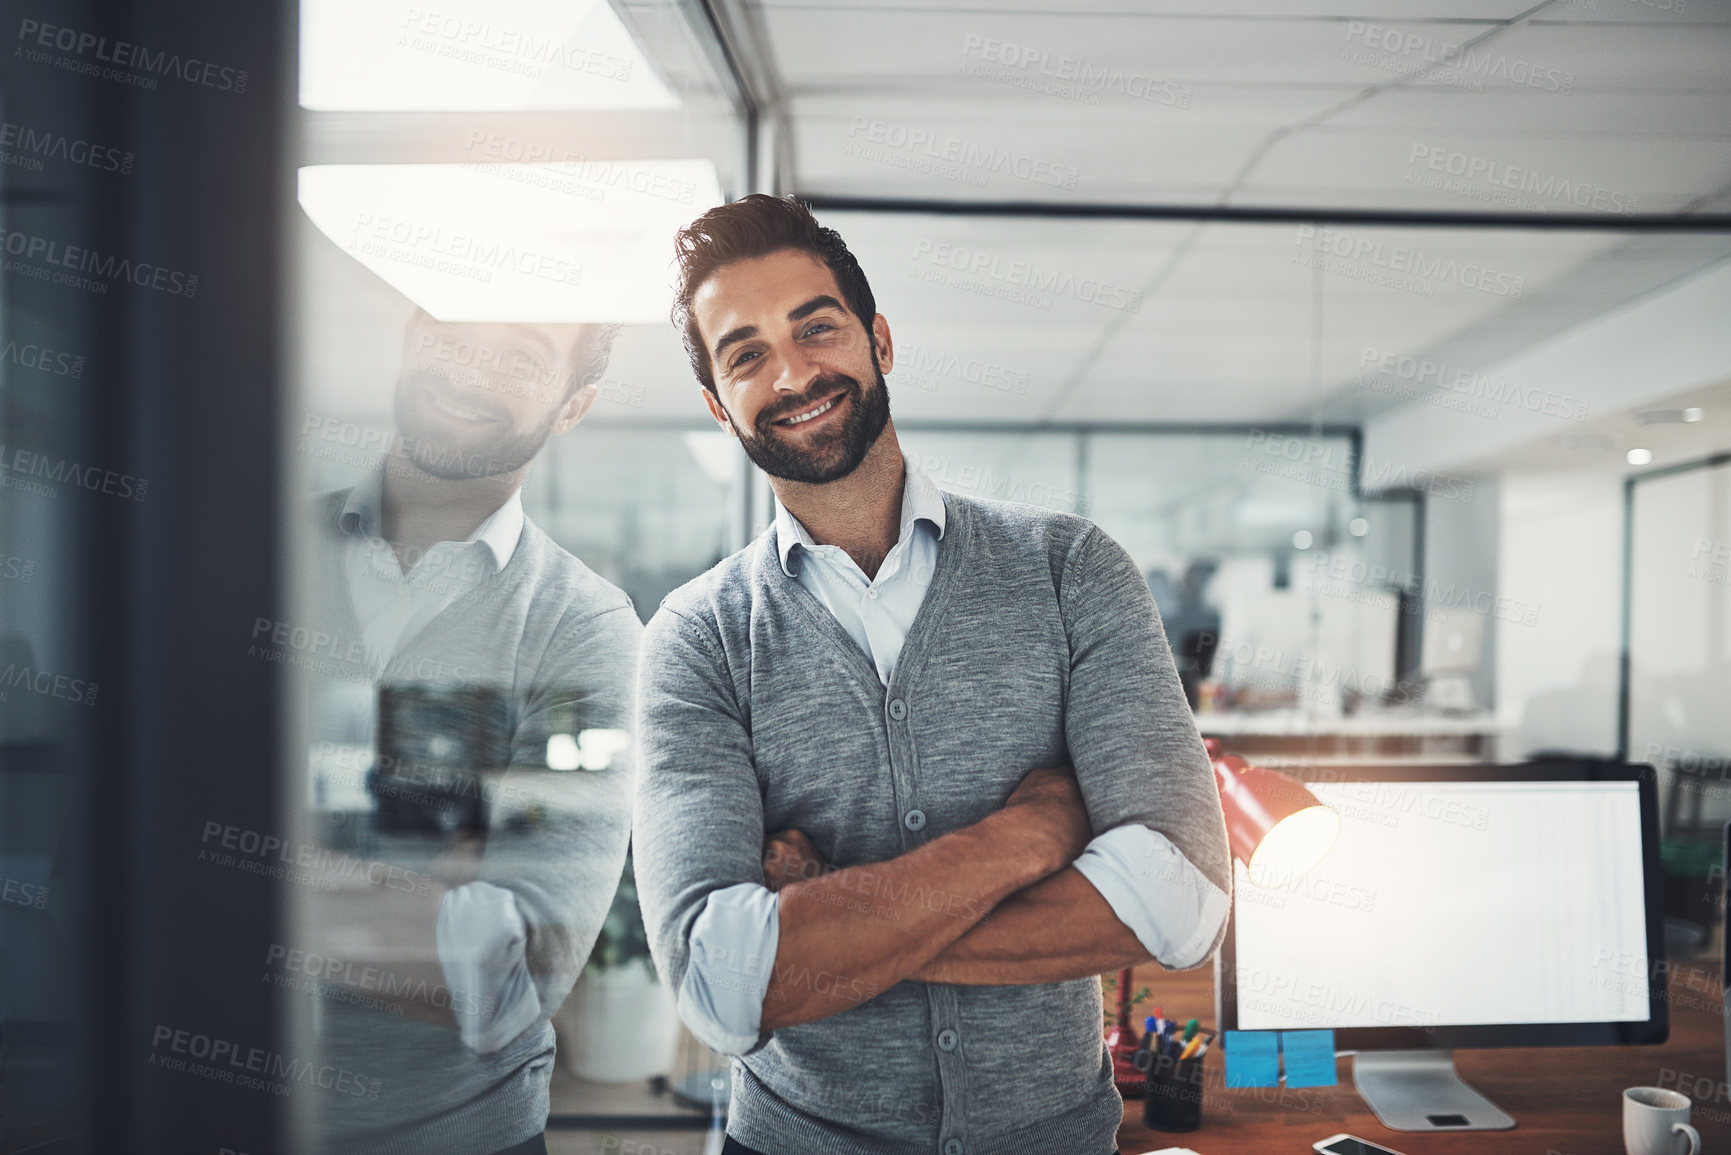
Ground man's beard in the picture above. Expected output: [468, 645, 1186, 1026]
[728, 367, 891, 484]
[393, 371, 558, 481]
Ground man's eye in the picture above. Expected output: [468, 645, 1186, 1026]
[731, 349, 761, 370]
[802, 322, 835, 338]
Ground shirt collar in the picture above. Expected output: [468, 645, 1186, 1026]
[337, 465, 525, 573]
[773, 453, 947, 578]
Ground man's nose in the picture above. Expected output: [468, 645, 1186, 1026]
[770, 342, 824, 395]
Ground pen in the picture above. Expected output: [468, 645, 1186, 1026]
[1181, 1018, 1199, 1043]
[1178, 1036, 1202, 1061]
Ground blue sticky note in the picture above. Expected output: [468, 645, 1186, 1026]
[1223, 1030, 1279, 1088]
[1281, 1029, 1338, 1088]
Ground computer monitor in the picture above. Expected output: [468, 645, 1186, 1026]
[1217, 762, 1667, 1133]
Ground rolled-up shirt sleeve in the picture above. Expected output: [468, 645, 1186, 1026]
[678, 881, 780, 1057]
[1073, 824, 1229, 971]
[437, 880, 543, 1054]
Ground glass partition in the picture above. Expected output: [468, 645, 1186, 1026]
[286, 1, 744, 1147]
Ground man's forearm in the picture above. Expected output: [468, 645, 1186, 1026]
[760, 810, 1058, 1030]
[906, 867, 1150, 986]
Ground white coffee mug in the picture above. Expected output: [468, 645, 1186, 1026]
[1624, 1086, 1701, 1155]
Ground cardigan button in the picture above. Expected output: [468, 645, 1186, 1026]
[903, 809, 926, 832]
[888, 698, 908, 721]
[936, 1028, 958, 1052]
[944, 1140, 964, 1155]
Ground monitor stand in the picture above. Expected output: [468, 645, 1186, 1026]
[1352, 1051, 1516, 1132]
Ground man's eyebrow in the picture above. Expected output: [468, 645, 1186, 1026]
[788, 295, 846, 323]
[712, 295, 847, 361]
[713, 324, 758, 361]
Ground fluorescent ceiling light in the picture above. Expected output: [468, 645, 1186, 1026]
[298, 161, 722, 323]
[1627, 448, 1654, 466]
[300, 0, 678, 111]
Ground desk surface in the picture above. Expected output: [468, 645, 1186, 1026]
[1117, 959, 1730, 1154]
[1194, 710, 1504, 737]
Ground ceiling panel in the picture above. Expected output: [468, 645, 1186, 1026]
[737, 0, 1731, 424]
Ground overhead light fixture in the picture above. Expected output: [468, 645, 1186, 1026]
[298, 161, 722, 322]
[299, 0, 678, 111]
[1637, 408, 1707, 426]
[1292, 530, 1314, 550]
[1627, 448, 1654, 466]
[1348, 517, 1369, 538]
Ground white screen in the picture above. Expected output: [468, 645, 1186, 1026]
[1233, 779, 1650, 1030]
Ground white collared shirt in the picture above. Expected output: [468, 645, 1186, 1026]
[675, 455, 1228, 1057]
[334, 466, 541, 1054]
[338, 466, 525, 664]
[771, 452, 946, 687]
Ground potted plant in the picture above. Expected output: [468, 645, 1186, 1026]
[552, 849, 681, 1082]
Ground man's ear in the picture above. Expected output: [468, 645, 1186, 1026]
[871, 313, 894, 376]
[552, 384, 598, 435]
[701, 386, 737, 437]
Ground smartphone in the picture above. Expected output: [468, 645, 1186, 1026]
[1313, 1136, 1407, 1155]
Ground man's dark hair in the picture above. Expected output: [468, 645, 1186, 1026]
[670, 194, 876, 395]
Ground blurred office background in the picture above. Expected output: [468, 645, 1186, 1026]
[3, 0, 1731, 1150]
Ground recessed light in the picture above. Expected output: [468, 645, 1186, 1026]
[1292, 530, 1314, 550]
[1684, 407, 1705, 423]
[1627, 448, 1653, 466]
[1349, 517, 1369, 537]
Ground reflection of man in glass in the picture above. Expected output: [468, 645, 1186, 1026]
[633, 196, 1231, 1155]
[295, 309, 640, 1155]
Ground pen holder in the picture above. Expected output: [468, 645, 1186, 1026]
[1134, 1047, 1206, 1132]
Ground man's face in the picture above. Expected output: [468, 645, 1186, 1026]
[393, 316, 594, 480]
[692, 248, 892, 484]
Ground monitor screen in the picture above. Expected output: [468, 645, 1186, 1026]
[1231, 776, 1653, 1036]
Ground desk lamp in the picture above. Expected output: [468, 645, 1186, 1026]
[1109, 739, 1340, 1092]
[1205, 738, 1340, 889]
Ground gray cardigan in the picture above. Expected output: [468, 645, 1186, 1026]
[634, 491, 1231, 1155]
[295, 489, 641, 1155]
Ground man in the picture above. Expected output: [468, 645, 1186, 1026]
[290, 309, 640, 1154]
[634, 194, 1232, 1155]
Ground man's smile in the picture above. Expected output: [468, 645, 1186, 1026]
[773, 390, 846, 430]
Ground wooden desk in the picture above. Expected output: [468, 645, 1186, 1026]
[1117, 960, 1731, 1154]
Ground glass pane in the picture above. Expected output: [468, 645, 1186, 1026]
[1629, 463, 1731, 840]
[286, 0, 742, 1146]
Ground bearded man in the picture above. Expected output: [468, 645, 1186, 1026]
[632, 195, 1231, 1155]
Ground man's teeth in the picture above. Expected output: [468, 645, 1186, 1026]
[783, 397, 837, 426]
[431, 393, 488, 421]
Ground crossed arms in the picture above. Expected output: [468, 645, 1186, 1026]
[633, 528, 1233, 1048]
[753, 767, 1155, 1030]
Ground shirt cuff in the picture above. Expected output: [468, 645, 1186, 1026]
[436, 880, 543, 1054]
[1072, 825, 1229, 970]
[677, 882, 780, 1057]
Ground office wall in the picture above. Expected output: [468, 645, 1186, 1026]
[1497, 471, 1625, 758]
[1424, 476, 1502, 712]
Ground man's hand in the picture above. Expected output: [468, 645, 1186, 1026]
[763, 828, 826, 892]
[1001, 766, 1094, 873]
